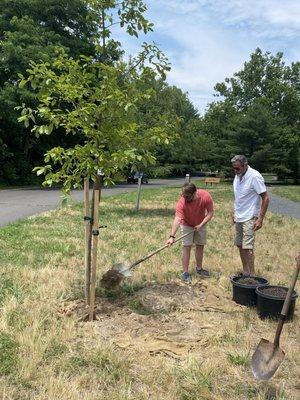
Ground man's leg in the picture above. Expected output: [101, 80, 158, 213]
[241, 218, 256, 275]
[182, 245, 191, 272]
[238, 247, 251, 275]
[195, 245, 204, 268]
[246, 248, 255, 275]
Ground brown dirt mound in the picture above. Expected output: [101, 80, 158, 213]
[60, 280, 237, 361]
[100, 269, 124, 289]
[136, 282, 206, 312]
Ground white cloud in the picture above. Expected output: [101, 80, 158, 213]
[113, 1, 300, 114]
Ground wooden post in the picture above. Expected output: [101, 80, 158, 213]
[89, 174, 102, 321]
[135, 176, 142, 211]
[84, 178, 91, 305]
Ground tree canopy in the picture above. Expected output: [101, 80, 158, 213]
[202, 49, 300, 181]
[0, 0, 299, 185]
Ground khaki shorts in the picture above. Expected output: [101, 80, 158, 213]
[180, 225, 207, 246]
[235, 217, 256, 249]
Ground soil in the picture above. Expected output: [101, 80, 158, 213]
[261, 287, 288, 298]
[237, 277, 261, 286]
[100, 269, 124, 289]
[59, 281, 236, 361]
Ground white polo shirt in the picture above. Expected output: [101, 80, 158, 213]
[233, 166, 267, 222]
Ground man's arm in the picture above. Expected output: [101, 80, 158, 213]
[166, 216, 181, 245]
[253, 191, 269, 231]
[195, 210, 214, 230]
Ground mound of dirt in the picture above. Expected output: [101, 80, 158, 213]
[136, 282, 206, 312]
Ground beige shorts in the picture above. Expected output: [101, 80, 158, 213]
[235, 217, 256, 249]
[180, 225, 207, 246]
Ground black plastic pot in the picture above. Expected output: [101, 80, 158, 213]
[256, 285, 298, 321]
[230, 276, 269, 307]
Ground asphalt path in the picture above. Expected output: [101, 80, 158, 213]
[1, 180, 299, 227]
[268, 192, 300, 219]
[0, 178, 185, 228]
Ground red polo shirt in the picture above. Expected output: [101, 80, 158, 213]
[175, 189, 213, 227]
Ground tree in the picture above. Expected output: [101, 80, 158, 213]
[18, 49, 173, 190]
[135, 81, 216, 176]
[0, 0, 101, 184]
[17, 2, 174, 318]
[205, 49, 300, 180]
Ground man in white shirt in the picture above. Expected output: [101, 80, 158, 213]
[231, 155, 269, 276]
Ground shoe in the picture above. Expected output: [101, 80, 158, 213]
[181, 271, 192, 283]
[196, 267, 211, 277]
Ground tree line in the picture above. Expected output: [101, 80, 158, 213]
[0, 0, 299, 185]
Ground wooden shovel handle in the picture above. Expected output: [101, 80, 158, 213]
[130, 230, 195, 269]
[281, 264, 299, 317]
[274, 260, 299, 347]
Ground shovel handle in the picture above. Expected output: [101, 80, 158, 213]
[281, 263, 299, 317]
[130, 230, 195, 269]
[274, 259, 300, 347]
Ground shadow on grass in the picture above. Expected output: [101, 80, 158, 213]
[101, 207, 174, 219]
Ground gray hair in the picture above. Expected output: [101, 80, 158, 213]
[231, 155, 248, 165]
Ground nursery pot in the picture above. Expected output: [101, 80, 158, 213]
[256, 285, 298, 321]
[230, 276, 269, 307]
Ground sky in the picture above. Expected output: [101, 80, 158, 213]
[114, 0, 300, 115]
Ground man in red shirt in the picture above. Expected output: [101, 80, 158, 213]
[166, 182, 214, 283]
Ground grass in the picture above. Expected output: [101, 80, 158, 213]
[0, 181, 299, 399]
[271, 185, 300, 202]
[227, 351, 250, 366]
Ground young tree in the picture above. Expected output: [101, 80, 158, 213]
[17, 1, 174, 318]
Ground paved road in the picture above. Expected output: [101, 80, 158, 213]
[1, 180, 299, 227]
[268, 192, 300, 219]
[0, 178, 185, 227]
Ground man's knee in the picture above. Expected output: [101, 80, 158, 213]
[183, 245, 192, 252]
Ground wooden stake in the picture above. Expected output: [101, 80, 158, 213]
[89, 174, 102, 321]
[135, 176, 142, 211]
[84, 178, 91, 305]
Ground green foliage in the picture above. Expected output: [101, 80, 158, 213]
[128, 298, 153, 315]
[176, 361, 213, 400]
[0, 278, 22, 305]
[18, 46, 174, 191]
[0, 0, 99, 184]
[205, 48, 300, 180]
[0, 332, 20, 376]
[138, 82, 216, 176]
[227, 351, 250, 366]
[44, 341, 68, 361]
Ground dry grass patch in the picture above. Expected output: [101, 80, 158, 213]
[0, 183, 299, 399]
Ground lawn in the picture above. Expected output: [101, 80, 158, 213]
[271, 186, 300, 203]
[0, 182, 299, 400]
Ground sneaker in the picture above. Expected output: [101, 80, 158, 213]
[196, 267, 211, 277]
[181, 271, 192, 283]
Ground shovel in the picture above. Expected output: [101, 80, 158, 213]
[100, 230, 195, 288]
[251, 255, 300, 381]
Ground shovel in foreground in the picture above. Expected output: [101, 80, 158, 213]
[251, 255, 300, 381]
[100, 230, 195, 288]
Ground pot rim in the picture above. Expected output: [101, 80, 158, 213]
[256, 285, 298, 300]
[230, 275, 269, 288]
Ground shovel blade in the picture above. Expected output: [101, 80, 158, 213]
[112, 263, 133, 277]
[251, 338, 285, 381]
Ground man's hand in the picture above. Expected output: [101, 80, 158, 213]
[166, 237, 175, 246]
[253, 218, 263, 231]
[194, 224, 202, 231]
